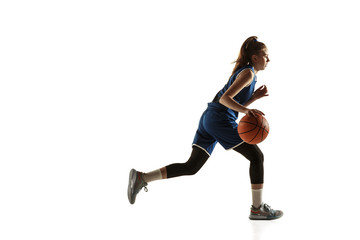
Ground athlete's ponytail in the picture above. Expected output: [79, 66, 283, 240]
[231, 36, 266, 75]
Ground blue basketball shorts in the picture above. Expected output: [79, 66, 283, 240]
[192, 104, 244, 156]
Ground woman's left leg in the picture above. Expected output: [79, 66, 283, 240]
[233, 143, 264, 185]
[233, 142, 283, 220]
[233, 143, 264, 208]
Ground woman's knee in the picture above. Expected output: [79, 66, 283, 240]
[183, 146, 209, 175]
[250, 150, 264, 165]
[166, 146, 209, 178]
[258, 150, 264, 163]
[182, 161, 202, 175]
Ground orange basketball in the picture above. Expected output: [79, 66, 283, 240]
[237, 113, 269, 144]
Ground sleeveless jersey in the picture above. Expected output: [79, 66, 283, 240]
[210, 65, 257, 119]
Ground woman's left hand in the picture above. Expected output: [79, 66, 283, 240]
[253, 85, 269, 100]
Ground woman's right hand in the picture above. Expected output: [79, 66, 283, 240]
[245, 108, 265, 118]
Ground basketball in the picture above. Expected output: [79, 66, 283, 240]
[237, 113, 269, 144]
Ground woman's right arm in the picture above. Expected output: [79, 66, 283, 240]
[219, 69, 264, 117]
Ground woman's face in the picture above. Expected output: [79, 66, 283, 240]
[253, 48, 270, 71]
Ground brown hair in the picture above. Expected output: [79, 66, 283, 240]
[231, 36, 267, 75]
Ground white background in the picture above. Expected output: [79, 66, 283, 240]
[1, 0, 360, 239]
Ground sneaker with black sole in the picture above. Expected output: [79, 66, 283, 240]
[127, 169, 148, 204]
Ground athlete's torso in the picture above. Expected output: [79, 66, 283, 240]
[209, 65, 257, 119]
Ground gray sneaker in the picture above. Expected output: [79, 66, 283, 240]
[249, 203, 283, 220]
[128, 169, 148, 204]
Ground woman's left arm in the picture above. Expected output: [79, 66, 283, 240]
[243, 85, 269, 107]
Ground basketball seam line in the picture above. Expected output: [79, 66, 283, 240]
[239, 120, 269, 133]
[239, 121, 269, 134]
[248, 117, 262, 143]
[238, 124, 258, 134]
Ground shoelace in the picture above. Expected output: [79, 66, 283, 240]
[263, 203, 271, 210]
[263, 203, 275, 215]
[137, 172, 148, 193]
[134, 180, 148, 194]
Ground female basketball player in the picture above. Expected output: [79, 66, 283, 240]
[128, 36, 283, 220]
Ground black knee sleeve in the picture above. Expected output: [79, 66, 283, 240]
[166, 146, 209, 179]
[233, 143, 264, 184]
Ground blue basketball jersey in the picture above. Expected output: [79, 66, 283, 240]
[193, 65, 257, 155]
[210, 65, 257, 119]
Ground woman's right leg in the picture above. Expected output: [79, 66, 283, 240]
[128, 145, 209, 204]
[142, 145, 210, 182]
[165, 145, 210, 178]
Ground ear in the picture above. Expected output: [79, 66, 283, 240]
[251, 54, 258, 63]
